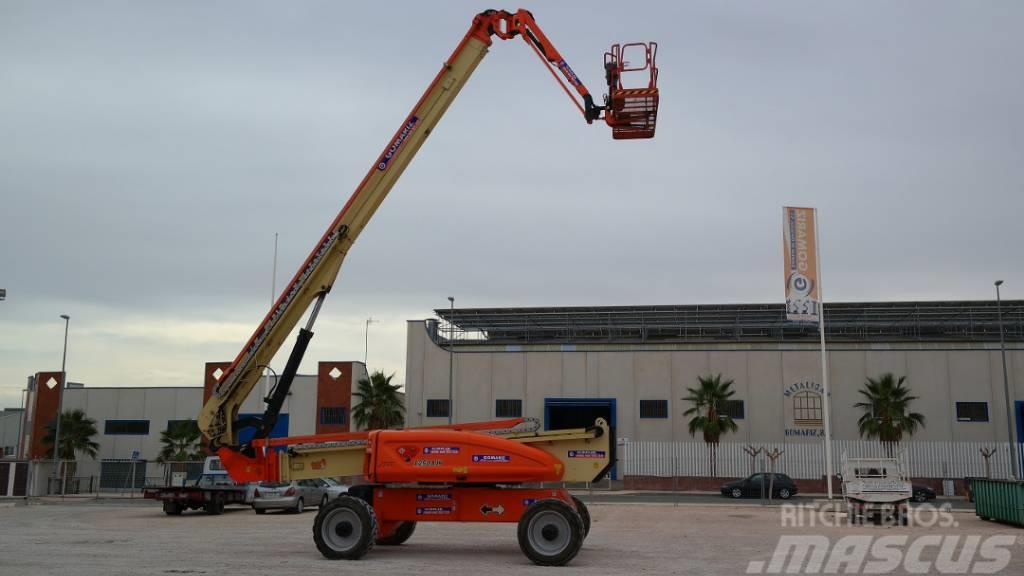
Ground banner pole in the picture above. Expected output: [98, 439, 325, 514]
[815, 209, 834, 500]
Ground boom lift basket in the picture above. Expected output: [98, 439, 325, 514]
[604, 42, 659, 139]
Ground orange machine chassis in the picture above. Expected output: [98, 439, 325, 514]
[369, 486, 575, 531]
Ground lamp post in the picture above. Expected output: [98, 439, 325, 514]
[51, 314, 70, 494]
[364, 317, 378, 365]
[447, 296, 455, 425]
[995, 280, 1018, 479]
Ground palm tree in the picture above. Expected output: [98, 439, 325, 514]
[42, 409, 100, 482]
[854, 373, 925, 452]
[352, 371, 405, 430]
[157, 421, 204, 463]
[683, 374, 739, 477]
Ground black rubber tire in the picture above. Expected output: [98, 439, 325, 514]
[571, 496, 591, 538]
[778, 488, 792, 500]
[163, 501, 183, 516]
[254, 508, 266, 514]
[913, 492, 927, 503]
[321, 495, 329, 508]
[376, 521, 417, 545]
[205, 494, 225, 515]
[293, 497, 305, 514]
[517, 499, 585, 566]
[313, 495, 378, 560]
[730, 487, 743, 499]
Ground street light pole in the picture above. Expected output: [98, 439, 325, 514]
[51, 314, 70, 494]
[995, 280, 1018, 479]
[364, 317, 378, 365]
[447, 296, 455, 425]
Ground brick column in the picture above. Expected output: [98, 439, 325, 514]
[317, 362, 353, 433]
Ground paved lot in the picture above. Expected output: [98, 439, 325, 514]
[578, 492, 974, 510]
[0, 499, 1019, 575]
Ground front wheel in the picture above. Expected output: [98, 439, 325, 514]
[321, 495, 329, 508]
[517, 499, 584, 566]
[777, 488, 792, 500]
[163, 501, 183, 516]
[204, 494, 225, 515]
[731, 487, 743, 499]
[313, 495, 378, 560]
[913, 492, 927, 503]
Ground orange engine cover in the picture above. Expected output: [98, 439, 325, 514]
[367, 429, 565, 484]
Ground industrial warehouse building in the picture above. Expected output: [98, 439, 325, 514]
[13, 360, 368, 462]
[404, 300, 1024, 451]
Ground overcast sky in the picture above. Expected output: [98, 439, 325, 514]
[1, 1, 1022, 409]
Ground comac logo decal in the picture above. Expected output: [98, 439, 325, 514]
[423, 446, 459, 455]
[413, 459, 442, 467]
[472, 454, 511, 463]
[377, 116, 419, 171]
[557, 59, 582, 87]
[416, 506, 452, 516]
[415, 493, 452, 502]
[568, 450, 606, 459]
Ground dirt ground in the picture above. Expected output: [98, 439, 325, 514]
[1, 500, 1021, 575]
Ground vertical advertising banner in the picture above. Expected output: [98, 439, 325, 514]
[782, 206, 819, 322]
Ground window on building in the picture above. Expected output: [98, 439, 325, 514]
[426, 399, 450, 418]
[166, 419, 198, 433]
[793, 392, 823, 427]
[639, 399, 669, 419]
[723, 399, 745, 420]
[956, 402, 989, 422]
[104, 420, 150, 435]
[495, 399, 523, 418]
[3, 446, 13, 457]
[320, 406, 347, 426]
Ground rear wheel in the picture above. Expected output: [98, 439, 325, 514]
[254, 508, 266, 515]
[162, 501, 183, 516]
[571, 496, 591, 538]
[293, 498, 305, 514]
[777, 488, 792, 500]
[913, 491, 927, 503]
[517, 499, 584, 566]
[730, 487, 743, 499]
[313, 495, 378, 560]
[321, 495, 329, 508]
[376, 521, 417, 545]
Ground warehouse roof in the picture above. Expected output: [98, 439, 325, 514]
[433, 300, 1024, 344]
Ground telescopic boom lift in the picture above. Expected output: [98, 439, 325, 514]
[196, 8, 658, 566]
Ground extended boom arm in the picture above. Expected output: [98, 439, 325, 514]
[198, 9, 658, 451]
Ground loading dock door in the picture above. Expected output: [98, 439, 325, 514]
[544, 398, 617, 479]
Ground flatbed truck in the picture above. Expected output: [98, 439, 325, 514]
[144, 456, 256, 515]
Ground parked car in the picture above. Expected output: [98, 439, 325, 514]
[252, 478, 348, 514]
[912, 484, 936, 503]
[720, 473, 797, 500]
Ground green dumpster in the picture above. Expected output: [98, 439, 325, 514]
[973, 478, 1024, 527]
